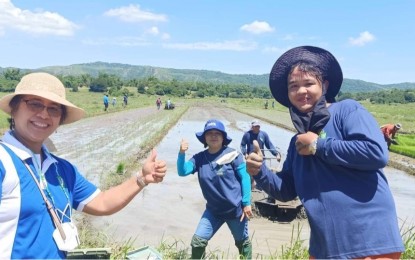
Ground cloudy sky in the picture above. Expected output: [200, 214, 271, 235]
[0, 0, 414, 84]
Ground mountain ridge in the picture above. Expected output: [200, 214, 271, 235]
[2, 61, 415, 93]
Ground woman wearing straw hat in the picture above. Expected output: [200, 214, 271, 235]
[0, 72, 167, 259]
[177, 119, 252, 259]
[246, 46, 404, 258]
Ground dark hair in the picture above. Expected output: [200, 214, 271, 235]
[288, 61, 324, 85]
[8, 95, 68, 129]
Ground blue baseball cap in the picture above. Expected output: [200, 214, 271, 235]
[196, 119, 232, 147]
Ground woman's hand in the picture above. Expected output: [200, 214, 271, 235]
[141, 149, 167, 184]
[179, 139, 189, 153]
[240, 205, 253, 221]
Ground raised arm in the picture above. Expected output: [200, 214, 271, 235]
[83, 149, 167, 216]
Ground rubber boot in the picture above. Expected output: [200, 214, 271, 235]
[236, 239, 252, 259]
[191, 234, 208, 259]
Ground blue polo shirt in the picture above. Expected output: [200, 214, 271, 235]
[0, 131, 99, 259]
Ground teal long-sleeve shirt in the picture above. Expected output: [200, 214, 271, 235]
[177, 147, 251, 218]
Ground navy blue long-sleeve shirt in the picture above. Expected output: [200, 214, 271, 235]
[254, 99, 404, 258]
[240, 130, 278, 157]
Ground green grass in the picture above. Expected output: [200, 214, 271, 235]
[0, 88, 185, 132]
[361, 100, 415, 134]
[391, 134, 415, 157]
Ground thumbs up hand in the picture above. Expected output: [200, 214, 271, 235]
[246, 140, 263, 176]
[141, 149, 167, 184]
[180, 139, 189, 153]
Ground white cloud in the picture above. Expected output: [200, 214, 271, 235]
[0, 0, 77, 36]
[240, 20, 274, 34]
[144, 26, 170, 40]
[147, 26, 159, 35]
[348, 31, 375, 46]
[82, 36, 150, 47]
[161, 33, 170, 40]
[163, 40, 257, 51]
[104, 4, 167, 23]
[262, 46, 287, 53]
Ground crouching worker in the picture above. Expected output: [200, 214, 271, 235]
[380, 123, 402, 149]
[177, 119, 252, 259]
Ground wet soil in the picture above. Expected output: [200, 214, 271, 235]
[49, 102, 415, 258]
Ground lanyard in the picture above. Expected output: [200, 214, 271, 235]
[31, 152, 70, 209]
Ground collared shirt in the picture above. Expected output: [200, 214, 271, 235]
[0, 131, 99, 259]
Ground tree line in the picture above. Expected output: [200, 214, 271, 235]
[1, 68, 414, 104]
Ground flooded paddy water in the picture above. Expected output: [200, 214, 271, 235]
[50, 104, 415, 258]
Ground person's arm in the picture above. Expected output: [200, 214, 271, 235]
[240, 133, 248, 157]
[177, 153, 194, 176]
[262, 131, 279, 156]
[235, 161, 251, 206]
[246, 140, 297, 201]
[83, 149, 166, 216]
[314, 102, 388, 171]
[391, 128, 397, 139]
[235, 158, 253, 221]
[177, 138, 194, 176]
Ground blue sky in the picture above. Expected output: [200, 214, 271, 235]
[0, 0, 414, 84]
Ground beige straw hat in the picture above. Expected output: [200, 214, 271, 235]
[0, 72, 85, 124]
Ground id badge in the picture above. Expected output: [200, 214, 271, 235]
[52, 222, 80, 251]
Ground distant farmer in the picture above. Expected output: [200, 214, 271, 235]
[112, 97, 116, 107]
[380, 123, 402, 149]
[241, 119, 281, 190]
[167, 98, 172, 109]
[123, 94, 128, 107]
[240, 120, 281, 161]
[103, 94, 109, 111]
[156, 97, 162, 110]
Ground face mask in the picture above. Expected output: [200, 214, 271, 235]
[53, 222, 80, 251]
[289, 93, 331, 134]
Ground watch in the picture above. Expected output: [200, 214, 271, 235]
[308, 138, 318, 155]
[136, 173, 148, 188]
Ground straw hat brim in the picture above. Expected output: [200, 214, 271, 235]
[0, 90, 85, 125]
[269, 46, 343, 108]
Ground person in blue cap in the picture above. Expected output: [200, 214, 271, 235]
[177, 119, 252, 259]
[246, 46, 404, 259]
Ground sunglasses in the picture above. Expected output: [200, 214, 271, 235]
[22, 99, 63, 118]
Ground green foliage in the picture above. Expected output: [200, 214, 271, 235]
[116, 162, 125, 174]
[390, 135, 415, 157]
[362, 101, 415, 134]
[402, 224, 415, 259]
[3, 68, 22, 81]
[5, 62, 415, 92]
[338, 88, 415, 104]
[278, 223, 309, 259]
[157, 238, 189, 259]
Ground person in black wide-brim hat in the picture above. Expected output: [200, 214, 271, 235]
[246, 46, 404, 259]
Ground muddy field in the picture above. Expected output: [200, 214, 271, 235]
[49, 103, 415, 258]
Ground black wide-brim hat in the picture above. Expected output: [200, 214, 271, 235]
[269, 46, 343, 108]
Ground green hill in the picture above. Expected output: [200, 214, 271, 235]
[1, 62, 415, 93]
